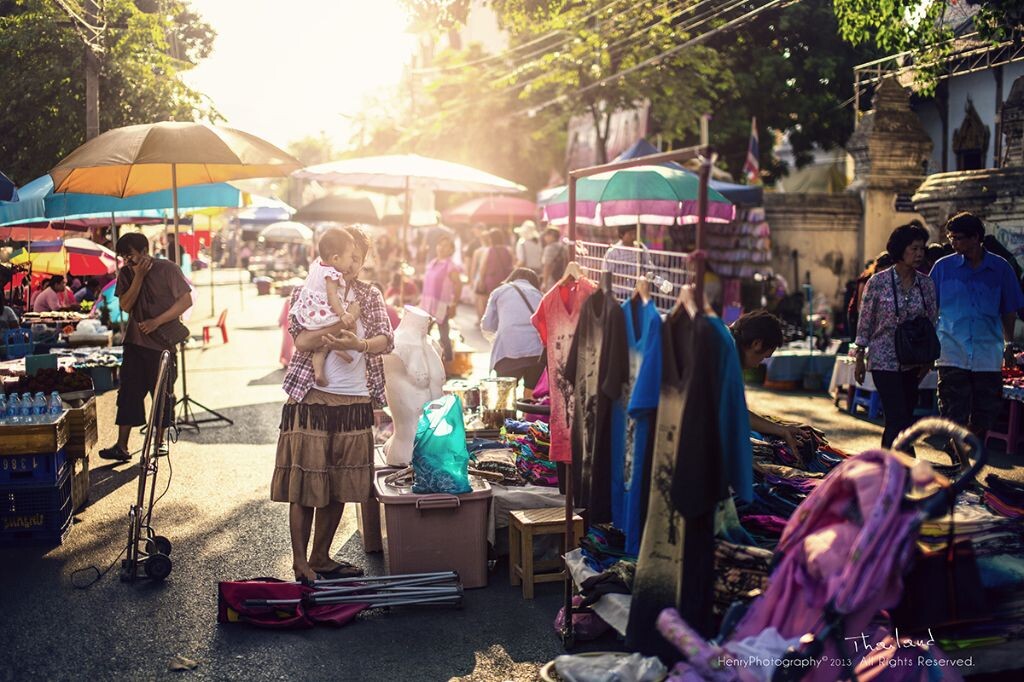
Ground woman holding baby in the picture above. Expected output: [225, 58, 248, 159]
[271, 226, 394, 582]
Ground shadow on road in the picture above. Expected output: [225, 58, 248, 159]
[173, 402, 282, 446]
[247, 369, 285, 386]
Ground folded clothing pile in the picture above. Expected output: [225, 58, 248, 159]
[470, 447, 522, 486]
[985, 473, 1024, 518]
[580, 523, 631, 572]
[501, 419, 558, 487]
[713, 540, 772, 616]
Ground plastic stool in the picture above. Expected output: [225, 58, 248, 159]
[849, 387, 883, 419]
[986, 400, 1024, 455]
[509, 508, 584, 599]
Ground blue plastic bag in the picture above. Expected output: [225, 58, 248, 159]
[412, 395, 471, 494]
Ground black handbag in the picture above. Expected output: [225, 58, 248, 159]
[891, 269, 940, 366]
[148, 318, 190, 349]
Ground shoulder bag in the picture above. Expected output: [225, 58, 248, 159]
[891, 269, 940, 366]
[148, 318, 190, 349]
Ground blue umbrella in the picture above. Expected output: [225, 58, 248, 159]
[0, 175, 242, 226]
[0, 171, 17, 202]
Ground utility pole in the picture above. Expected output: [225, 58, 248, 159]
[83, 1, 102, 140]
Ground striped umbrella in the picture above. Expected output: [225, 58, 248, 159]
[543, 164, 735, 227]
[10, 238, 117, 275]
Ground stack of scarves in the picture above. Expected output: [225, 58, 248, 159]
[501, 419, 559, 487]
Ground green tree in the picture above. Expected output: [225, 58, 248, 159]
[706, 0, 883, 177]
[490, 0, 733, 165]
[0, 0, 217, 184]
[833, 0, 1024, 93]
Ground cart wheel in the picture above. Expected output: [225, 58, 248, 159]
[147, 535, 172, 556]
[144, 553, 172, 581]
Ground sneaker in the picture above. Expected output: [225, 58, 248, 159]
[99, 444, 131, 461]
[155, 442, 169, 458]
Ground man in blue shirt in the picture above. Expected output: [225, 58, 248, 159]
[930, 212, 1024, 438]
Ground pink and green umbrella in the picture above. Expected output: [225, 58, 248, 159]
[543, 164, 735, 227]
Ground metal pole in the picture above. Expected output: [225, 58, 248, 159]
[695, 117, 710, 306]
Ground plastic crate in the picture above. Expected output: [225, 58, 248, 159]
[0, 448, 68, 486]
[375, 471, 492, 588]
[1, 329, 34, 360]
[0, 470, 74, 545]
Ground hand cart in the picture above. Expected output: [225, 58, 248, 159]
[120, 349, 174, 582]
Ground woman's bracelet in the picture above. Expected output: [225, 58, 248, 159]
[361, 339, 369, 353]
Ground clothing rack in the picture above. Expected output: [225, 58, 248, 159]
[560, 141, 715, 648]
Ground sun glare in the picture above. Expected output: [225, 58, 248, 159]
[183, 0, 416, 148]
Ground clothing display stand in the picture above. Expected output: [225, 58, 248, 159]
[559, 136, 714, 648]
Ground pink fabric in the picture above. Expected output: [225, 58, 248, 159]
[531, 278, 596, 462]
[279, 299, 294, 367]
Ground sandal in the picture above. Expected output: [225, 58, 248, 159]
[313, 561, 364, 579]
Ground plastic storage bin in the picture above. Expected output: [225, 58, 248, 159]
[374, 471, 492, 588]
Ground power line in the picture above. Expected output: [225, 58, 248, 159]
[510, 0, 800, 118]
[411, 0, 636, 75]
[397, 0, 792, 137]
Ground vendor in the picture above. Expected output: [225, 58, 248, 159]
[75, 277, 101, 303]
[731, 310, 824, 452]
[32, 275, 76, 312]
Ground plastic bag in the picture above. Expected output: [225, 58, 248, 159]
[412, 394, 471, 494]
[553, 595, 611, 641]
[553, 652, 666, 682]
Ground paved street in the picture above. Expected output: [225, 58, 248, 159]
[1, 273, 1020, 680]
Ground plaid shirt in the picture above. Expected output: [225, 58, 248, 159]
[282, 280, 395, 407]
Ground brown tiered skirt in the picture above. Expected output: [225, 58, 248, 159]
[270, 390, 374, 507]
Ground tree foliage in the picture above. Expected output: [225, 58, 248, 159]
[834, 0, 1024, 94]
[0, 0, 217, 184]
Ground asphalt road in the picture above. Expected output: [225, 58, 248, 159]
[1, 274, 1019, 680]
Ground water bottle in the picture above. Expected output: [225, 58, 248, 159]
[33, 393, 47, 423]
[0, 395, 7, 425]
[48, 392, 63, 418]
[9, 393, 23, 424]
[20, 392, 34, 423]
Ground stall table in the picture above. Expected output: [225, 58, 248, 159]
[764, 347, 839, 390]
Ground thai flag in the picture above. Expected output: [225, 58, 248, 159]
[743, 117, 760, 185]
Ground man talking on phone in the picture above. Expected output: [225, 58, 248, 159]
[99, 233, 192, 462]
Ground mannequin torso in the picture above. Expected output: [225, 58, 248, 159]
[382, 306, 446, 465]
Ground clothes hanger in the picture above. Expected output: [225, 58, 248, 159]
[632, 276, 651, 304]
[556, 260, 584, 287]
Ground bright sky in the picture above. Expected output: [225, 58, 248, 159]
[183, 0, 416, 150]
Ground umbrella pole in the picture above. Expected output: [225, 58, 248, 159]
[173, 163, 234, 432]
[400, 176, 410, 307]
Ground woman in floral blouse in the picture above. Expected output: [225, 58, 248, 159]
[854, 222, 937, 448]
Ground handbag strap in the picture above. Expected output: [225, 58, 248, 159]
[509, 283, 535, 314]
[890, 268, 901, 323]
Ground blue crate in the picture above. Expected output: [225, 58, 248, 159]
[1, 329, 34, 360]
[0, 470, 73, 545]
[0, 448, 68, 486]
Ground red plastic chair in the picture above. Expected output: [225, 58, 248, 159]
[203, 309, 229, 345]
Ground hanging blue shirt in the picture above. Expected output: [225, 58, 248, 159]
[708, 316, 753, 503]
[930, 251, 1024, 372]
[610, 297, 663, 557]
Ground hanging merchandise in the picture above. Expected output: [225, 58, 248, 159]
[625, 303, 752, 660]
[530, 272, 596, 463]
[565, 280, 628, 524]
[412, 395, 471, 494]
[611, 296, 663, 556]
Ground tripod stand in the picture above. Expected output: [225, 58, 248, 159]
[175, 342, 233, 430]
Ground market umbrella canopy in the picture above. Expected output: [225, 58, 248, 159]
[0, 175, 242, 227]
[442, 196, 537, 226]
[294, 154, 527, 194]
[293, 195, 379, 225]
[258, 221, 314, 244]
[49, 121, 302, 197]
[543, 165, 735, 227]
[0, 171, 17, 202]
[10, 237, 117, 275]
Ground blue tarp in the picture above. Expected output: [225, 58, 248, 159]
[0, 171, 17, 202]
[0, 175, 241, 226]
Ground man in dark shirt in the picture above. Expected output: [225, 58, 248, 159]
[99, 233, 192, 462]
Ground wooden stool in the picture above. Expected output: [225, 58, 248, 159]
[509, 507, 585, 599]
